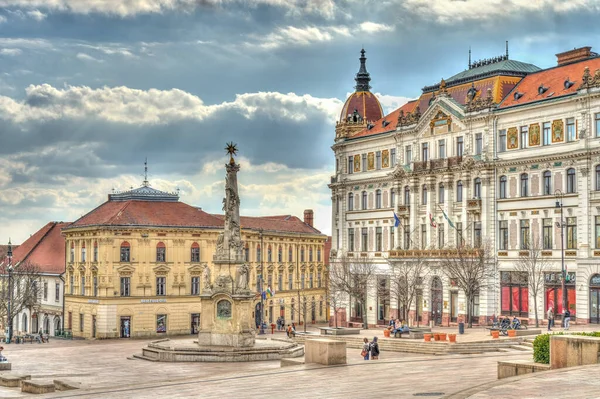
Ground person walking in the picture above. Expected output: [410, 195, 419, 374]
[361, 338, 370, 360]
[547, 307, 554, 331]
[563, 308, 571, 330]
[370, 337, 380, 360]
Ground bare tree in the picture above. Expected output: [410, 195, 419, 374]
[0, 260, 42, 337]
[439, 241, 496, 328]
[514, 236, 551, 327]
[329, 255, 377, 329]
[328, 288, 346, 328]
[389, 255, 429, 323]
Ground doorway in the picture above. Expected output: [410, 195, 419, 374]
[431, 277, 443, 326]
[590, 274, 600, 324]
[92, 315, 96, 338]
[191, 313, 200, 334]
[450, 291, 459, 323]
[120, 316, 131, 338]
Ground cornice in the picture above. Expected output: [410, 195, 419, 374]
[496, 148, 600, 167]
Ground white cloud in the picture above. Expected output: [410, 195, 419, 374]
[0, 84, 342, 125]
[26, 9, 47, 21]
[76, 44, 136, 58]
[0, 48, 23, 56]
[76, 52, 104, 62]
[375, 93, 413, 115]
[0, 15, 6, 23]
[359, 22, 394, 33]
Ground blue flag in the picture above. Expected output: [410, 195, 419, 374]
[393, 212, 401, 228]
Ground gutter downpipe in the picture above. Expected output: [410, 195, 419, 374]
[492, 113, 499, 321]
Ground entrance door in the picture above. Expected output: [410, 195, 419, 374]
[92, 316, 96, 338]
[431, 277, 443, 326]
[450, 291, 459, 322]
[120, 317, 131, 338]
[590, 274, 600, 324]
[191, 313, 200, 334]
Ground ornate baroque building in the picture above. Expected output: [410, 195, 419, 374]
[330, 46, 600, 326]
[63, 180, 328, 339]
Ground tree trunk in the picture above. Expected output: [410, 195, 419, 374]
[466, 295, 473, 328]
[533, 295, 539, 327]
[362, 301, 368, 329]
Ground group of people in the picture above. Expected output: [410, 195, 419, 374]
[276, 317, 286, 331]
[286, 323, 296, 338]
[547, 307, 571, 331]
[387, 319, 410, 335]
[361, 337, 380, 360]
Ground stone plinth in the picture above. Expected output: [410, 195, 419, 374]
[0, 363, 11, 371]
[550, 335, 600, 369]
[304, 338, 346, 365]
[0, 374, 30, 387]
[497, 360, 551, 379]
[21, 380, 55, 394]
[54, 379, 82, 391]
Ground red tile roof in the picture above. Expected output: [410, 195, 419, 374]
[340, 91, 383, 123]
[498, 57, 600, 108]
[67, 200, 224, 229]
[351, 100, 417, 139]
[3, 222, 69, 274]
[212, 214, 324, 236]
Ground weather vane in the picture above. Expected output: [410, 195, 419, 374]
[225, 142, 238, 164]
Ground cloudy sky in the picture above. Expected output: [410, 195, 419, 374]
[1, 0, 599, 243]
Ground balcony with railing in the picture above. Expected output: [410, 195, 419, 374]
[397, 204, 410, 215]
[412, 157, 463, 173]
[467, 198, 481, 212]
[388, 249, 480, 258]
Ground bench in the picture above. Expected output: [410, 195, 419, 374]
[318, 327, 361, 336]
[347, 322, 363, 328]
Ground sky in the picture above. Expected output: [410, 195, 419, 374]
[1, 0, 600, 244]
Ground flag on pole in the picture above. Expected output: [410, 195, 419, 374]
[393, 212, 401, 228]
[429, 213, 437, 228]
[261, 291, 267, 300]
[438, 205, 455, 229]
[267, 287, 274, 298]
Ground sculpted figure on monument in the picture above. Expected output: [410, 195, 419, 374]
[236, 263, 249, 291]
[216, 233, 225, 252]
[202, 264, 212, 289]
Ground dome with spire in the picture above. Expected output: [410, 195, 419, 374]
[339, 49, 384, 123]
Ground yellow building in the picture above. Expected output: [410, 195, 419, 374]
[63, 184, 328, 339]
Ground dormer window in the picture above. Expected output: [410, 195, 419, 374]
[538, 84, 548, 95]
[564, 78, 575, 89]
[514, 92, 524, 100]
[382, 120, 390, 127]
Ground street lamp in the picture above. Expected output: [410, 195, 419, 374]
[554, 189, 568, 320]
[6, 239, 13, 344]
[258, 229, 265, 335]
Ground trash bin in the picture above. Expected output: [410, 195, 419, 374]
[458, 322, 465, 335]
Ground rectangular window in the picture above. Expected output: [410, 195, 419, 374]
[498, 129, 506, 152]
[456, 222, 463, 246]
[520, 220, 530, 250]
[301, 273, 305, 289]
[80, 275, 85, 296]
[421, 224, 427, 249]
[156, 246, 166, 262]
[348, 228, 355, 252]
[348, 156, 353, 174]
[69, 274, 74, 295]
[278, 273, 283, 292]
[43, 281, 48, 301]
[473, 222, 482, 248]
[456, 137, 464, 157]
[438, 139, 446, 159]
[376, 151, 381, 170]
[543, 122, 551, 146]
[376, 227, 382, 252]
[543, 218, 553, 250]
[70, 247, 74, 263]
[475, 133, 482, 155]
[438, 224, 445, 248]
[404, 224, 410, 250]
[596, 113, 600, 137]
[499, 221, 508, 250]
[191, 276, 200, 295]
[81, 247, 86, 262]
[80, 313, 84, 332]
[520, 126, 528, 149]
[391, 148, 396, 167]
[596, 216, 600, 249]
[500, 271, 529, 317]
[567, 217, 577, 249]
[405, 146, 412, 165]
[566, 118, 575, 142]
[288, 274, 293, 290]
[390, 227, 395, 250]
[156, 314, 167, 333]
[361, 228, 368, 252]
[55, 282, 60, 302]
[93, 276, 98, 297]
[156, 276, 166, 296]
[422, 143, 429, 162]
[309, 273, 313, 288]
[120, 277, 131, 296]
[191, 246, 200, 262]
[120, 246, 130, 262]
[93, 245, 98, 262]
[257, 246, 261, 262]
[362, 153, 367, 172]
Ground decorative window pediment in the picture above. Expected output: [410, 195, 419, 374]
[153, 264, 171, 276]
[117, 264, 136, 277]
[188, 264, 203, 276]
[429, 110, 452, 129]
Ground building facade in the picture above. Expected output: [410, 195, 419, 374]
[330, 46, 600, 326]
[62, 183, 328, 339]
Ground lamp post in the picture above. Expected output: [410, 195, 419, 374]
[6, 239, 13, 344]
[554, 189, 568, 320]
[258, 229, 265, 335]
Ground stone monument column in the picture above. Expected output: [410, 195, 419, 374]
[198, 143, 255, 348]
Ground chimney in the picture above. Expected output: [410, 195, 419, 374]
[303, 209, 314, 227]
[556, 46, 593, 66]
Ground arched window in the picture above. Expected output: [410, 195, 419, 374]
[474, 178, 482, 199]
[244, 243, 250, 262]
[156, 242, 166, 262]
[348, 192, 354, 211]
[596, 165, 600, 191]
[267, 245, 273, 262]
[93, 241, 98, 262]
[499, 176, 507, 199]
[70, 242, 75, 263]
[422, 184, 428, 205]
[375, 189, 382, 209]
[288, 246, 293, 262]
[390, 189, 395, 207]
[456, 181, 463, 202]
[191, 242, 200, 262]
[120, 241, 130, 262]
[404, 186, 410, 205]
[278, 246, 282, 262]
[81, 242, 86, 262]
[256, 244, 261, 262]
[362, 191, 367, 210]
[567, 168, 576, 193]
[520, 173, 528, 197]
[439, 183, 445, 203]
[543, 171, 552, 195]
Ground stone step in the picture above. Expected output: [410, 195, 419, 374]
[53, 379, 82, 391]
[21, 379, 55, 394]
[508, 345, 533, 351]
[280, 358, 305, 367]
[132, 354, 159, 362]
[0, 373, 31, 387]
